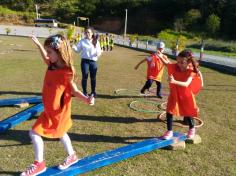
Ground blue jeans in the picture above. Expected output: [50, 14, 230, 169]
[81, 59, 97, 95]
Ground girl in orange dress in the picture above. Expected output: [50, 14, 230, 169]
[157, 49, 203, 140]
[21, 34, 94, 176]
[135, 42, 168, 98]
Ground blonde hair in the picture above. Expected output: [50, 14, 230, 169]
[44, 34, 76, 80]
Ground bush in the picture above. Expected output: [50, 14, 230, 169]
[128, 34, 138, 44]
[58, 23, 70, 28]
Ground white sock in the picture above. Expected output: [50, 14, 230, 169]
[60, 133, 75, 156]
[29, 130, 44, 162]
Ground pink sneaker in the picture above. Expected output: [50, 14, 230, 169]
[187, 128, 196, 139]
[58, 153, 78, 170]
[162, 131, 173, 140]
[20, 161, 46, 176]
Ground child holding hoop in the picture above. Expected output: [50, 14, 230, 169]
[157, 49, 203, 139]
[134, 41, 168, 98]
[21, 34, 94, 176]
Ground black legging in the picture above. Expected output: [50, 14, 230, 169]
[166, 113, 194, 131]
[141, 79, 162, 96]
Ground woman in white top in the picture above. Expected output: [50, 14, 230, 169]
[73, 27, 102, 97]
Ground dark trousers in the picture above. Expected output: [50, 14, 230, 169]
[166, 113, 195, 131]
[141, 79, 162, 96]
[81, 59, 97, 95]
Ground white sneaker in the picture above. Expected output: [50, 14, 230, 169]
[187, 128, 196, 139]
[162, 131, 173, 140]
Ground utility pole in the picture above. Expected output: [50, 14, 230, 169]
[35, 4, 39, 19]
[87, 18, 90, 27]
[124, 9, 128, 37]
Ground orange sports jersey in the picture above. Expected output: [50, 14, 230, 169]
[146, 53, 165, 81]
[166, 63, 199, 118]
[32, 67, 73, 138]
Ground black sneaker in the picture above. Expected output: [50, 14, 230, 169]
[157, 94, 163, 99]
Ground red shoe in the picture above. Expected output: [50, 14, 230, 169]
[20, 161, 46, 176]
[58, 153, 78, 170]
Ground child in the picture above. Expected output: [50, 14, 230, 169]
[157, 49, 203, 139]
[21, 34, 94, 176]
[134, 41, 168, 98]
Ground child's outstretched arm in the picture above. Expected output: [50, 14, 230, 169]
[31, 35, 50, 65]
[70, 81, 94, 105]
[168, 75, 193, 87]
[134, 58, 146, 70]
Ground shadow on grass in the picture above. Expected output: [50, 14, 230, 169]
[69, 133, 154, 144]
[97, 93, 145, 99]
[0, 91, 41, 96]
[206, 84, 236, 87]
[202, 84, 236, 92]
[0, 128, 156, 146]
[96, 93, 160, 99]
[72, 114, 161, 124]
[0, 171, 19, 176]
[0, 129, 31, 147]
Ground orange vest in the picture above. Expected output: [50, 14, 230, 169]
[32, 67, 73, 138]
[166, 64, 199, 117]
[146, 54, 165, 81]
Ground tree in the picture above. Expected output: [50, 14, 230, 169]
[206, 14, 220, 37]
[221, 0, 236, 39]
[184, 9, 201, 31]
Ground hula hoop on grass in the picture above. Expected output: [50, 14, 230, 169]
[148, 88, 170, 97]
[129, 99, 162, 114]
[114, 89, 140, 96]
[157, 111, 204, 128]
[114, 88, 154, 97]
[158, 101, 167, 110]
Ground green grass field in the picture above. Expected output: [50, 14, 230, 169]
[0, 35, 236, 176]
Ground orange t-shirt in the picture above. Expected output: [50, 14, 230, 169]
[146, 53, 165, 82]
[32, 67, 73, 138]
[188, 63, 203, 95]
[166, 64, 199, 118]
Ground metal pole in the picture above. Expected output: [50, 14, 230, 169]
[200, 39, 204, 61]
[124, 9, 127, 37]
[35, 4, 39, 19]
[87, 18, 90, 27]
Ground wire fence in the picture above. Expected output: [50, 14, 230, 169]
[114, 35, 236, 74]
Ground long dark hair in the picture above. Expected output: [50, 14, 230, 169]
[85, 26, 97, 47]
[178, 49, 199, 73]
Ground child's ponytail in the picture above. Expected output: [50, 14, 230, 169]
[189, 57, 199, 73]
